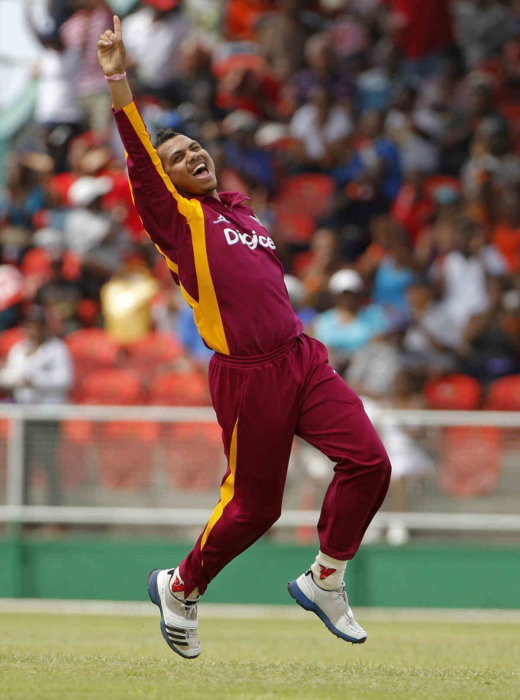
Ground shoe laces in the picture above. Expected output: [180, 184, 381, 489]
[333, 584, 354, 622]
[184, 601, 198, 621]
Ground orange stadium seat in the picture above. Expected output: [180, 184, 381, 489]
[125, 332, 184, 384]
[425, 375, 501, 497]
[75, 369, 155, 491]
[0, 327, 25, 359]
[96, 420, 159, 491]
[438, 426, 501, 497]
[77, 368, 143, 405]
[162, 423, 223, 491]
[66, 329, 120, 388]
[485, 375, 520, 411]
[273, 173, 335, 219]
[148, 371, 211, 406]
[275, 211, 315, 244]
[424, 374, 481, 410]
[149, 371, 215, 491]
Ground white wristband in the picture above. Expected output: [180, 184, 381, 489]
[105, 72, 127, 81]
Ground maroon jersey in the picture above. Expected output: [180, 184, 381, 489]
[114, 99, 302, 356]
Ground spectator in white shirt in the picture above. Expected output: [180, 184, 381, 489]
[431, 217, 506, 345]
[402, 278, 458, 372]
[0, 307, 72, 404]
[24, 15, 83, 172]
[290, 84, 353, 169]
[0, 307, 73, 505]
[122, 0, 191, 104]
[64, 176, 131, 298]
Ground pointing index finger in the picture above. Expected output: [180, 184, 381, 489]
[113, 15, 122, 39]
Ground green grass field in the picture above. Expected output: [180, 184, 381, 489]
[1, 610, 519, 699]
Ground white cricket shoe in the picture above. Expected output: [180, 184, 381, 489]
[147, 568, 201, 658]
[288, 569, 367, 644]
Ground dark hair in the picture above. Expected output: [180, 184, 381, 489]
[154, 128, 181, 149]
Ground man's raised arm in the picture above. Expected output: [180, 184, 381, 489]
[97, 16, 188, 261]
[97, 15, 133, 110]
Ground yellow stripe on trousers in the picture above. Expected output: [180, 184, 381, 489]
[200, 418, 239, 552]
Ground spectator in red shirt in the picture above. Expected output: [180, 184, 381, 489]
[386, 0, 454, 80]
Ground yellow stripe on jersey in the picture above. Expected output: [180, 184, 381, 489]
[186, 200, 230, 355]
[124, 154, 180, 275]
[123, 100, 229, 354]
[156, 246, 179, 274]
[200, 418, 238, 552]
[122, 101, 190, 218]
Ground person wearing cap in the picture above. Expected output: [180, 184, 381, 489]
[97, 17, 391, 658]
[64, 175, 130, 295]
[0, 306, 73, 506]
[64, 175, 114, 254]
[314, 269, 390, 369]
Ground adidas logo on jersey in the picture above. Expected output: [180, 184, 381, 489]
[223, 227, 276, 251]
[213, 214, 230, 225]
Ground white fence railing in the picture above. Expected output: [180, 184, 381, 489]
[0, 404, 520, 533]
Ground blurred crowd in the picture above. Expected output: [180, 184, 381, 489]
[1, 0, 520, 409]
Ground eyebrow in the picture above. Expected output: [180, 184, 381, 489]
[170, 141, 199, 161]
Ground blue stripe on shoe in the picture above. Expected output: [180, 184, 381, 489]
[147, 568, 198, 659]
[287, 579, 366, 644]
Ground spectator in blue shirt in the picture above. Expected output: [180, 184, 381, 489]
[372, 227, 416, 317]
[314, 269, 390, 370]
[222, 111, 276, 191]
[333, 109, 402, 201]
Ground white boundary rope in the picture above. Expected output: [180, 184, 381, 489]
[0, 598, 519, 622]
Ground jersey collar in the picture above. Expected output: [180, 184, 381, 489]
[188, 191, 250, 208]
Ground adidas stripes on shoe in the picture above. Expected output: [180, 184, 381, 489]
[147, 568, 201, 659]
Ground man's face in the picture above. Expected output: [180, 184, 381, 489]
[337, 290, 361, 313]
[157, 134, 217, 196]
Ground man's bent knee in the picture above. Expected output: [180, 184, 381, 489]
[243, 507, 281, 535]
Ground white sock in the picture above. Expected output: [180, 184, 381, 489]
[169, 567, 199, 601]
[310, 551, 347, 590]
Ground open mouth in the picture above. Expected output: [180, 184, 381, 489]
[192, 162, 210, 179]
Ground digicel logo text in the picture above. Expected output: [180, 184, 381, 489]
[223, 227, 276, 251]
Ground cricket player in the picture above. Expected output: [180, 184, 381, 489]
[98, 16, 391, 658]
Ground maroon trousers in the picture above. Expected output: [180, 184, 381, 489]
[180, 334, 391, 597]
